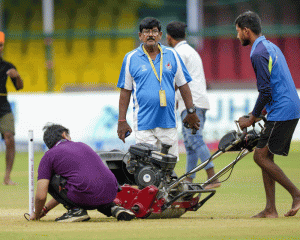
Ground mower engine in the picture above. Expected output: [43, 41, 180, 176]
[99, 143, 208, 219]
[126, 143, 177, 189]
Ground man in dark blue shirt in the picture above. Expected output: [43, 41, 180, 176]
[235, 11, 300, 218]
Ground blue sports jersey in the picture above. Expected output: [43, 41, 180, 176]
[251, 36, 300, 121]
[117, 43, 192, 131]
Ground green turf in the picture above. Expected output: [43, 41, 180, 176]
[0, 142, 300, 239]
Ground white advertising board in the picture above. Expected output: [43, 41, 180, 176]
[6, 90, 300, 152]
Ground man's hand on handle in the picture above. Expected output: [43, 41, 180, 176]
[238, 113, 260, 130]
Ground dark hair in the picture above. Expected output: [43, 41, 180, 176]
[235, 11, 262, 35]
[166, 21, 187, 40]
[43, 123, 70, 149]
[139, 17, 161, 32]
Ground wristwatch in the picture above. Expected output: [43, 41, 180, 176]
[187, 105, 196, 114]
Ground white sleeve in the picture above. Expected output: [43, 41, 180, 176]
[117, 50, 137, 90]
[171, 49, 191, 87]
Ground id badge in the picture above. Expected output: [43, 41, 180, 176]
[159, 90, 167, 107]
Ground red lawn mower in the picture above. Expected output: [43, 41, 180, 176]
[99, 117, 265, 219]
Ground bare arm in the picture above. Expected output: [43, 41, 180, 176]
[7, 69, 24, 90]
[119, 88, 132, 120]
[178, 83, 193, 109]
[178, 83, 200, 130]
[118, 88, 132, 143]
[30, 179, 49, 220]
[238, 113, 260, 130]
[15, 75, 24, 90]
[239, 107, 267, 130]
[45, 198, 60, 210]
[38, 198, 60, 218]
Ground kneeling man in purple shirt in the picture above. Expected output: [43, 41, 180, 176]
[29, 123, 135, 222]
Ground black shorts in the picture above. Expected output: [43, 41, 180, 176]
[256, 118, 299, 156]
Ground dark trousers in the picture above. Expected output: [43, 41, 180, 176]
[48, 174, 116, 217]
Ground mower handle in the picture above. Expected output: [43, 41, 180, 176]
[237, 114, 266, 139]
[260, 115, 267, 122]
[239, 127, 248, 140]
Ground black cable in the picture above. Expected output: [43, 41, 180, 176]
[193, 150, 244, 185]
[183, 150, 221, 180]
[24, 213, 30, 221]
[216, 150, 244, 184]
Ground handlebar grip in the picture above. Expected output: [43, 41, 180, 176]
[259, 115, 267, 122]
[240, 128, 247, 139]
[243, 114, 267, 123]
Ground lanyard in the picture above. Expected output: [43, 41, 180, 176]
[142, 44, 163, 88]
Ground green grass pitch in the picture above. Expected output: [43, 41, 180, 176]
[0, 142, 300, 239]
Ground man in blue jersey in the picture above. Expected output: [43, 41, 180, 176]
[236, 11, 300, 218]
[117, 17, 200, 158]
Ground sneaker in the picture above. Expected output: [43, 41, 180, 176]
[55, 208, 91, 222]
[111, 206, 135, 221]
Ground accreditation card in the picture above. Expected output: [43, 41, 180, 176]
[159, 90, 167, 107]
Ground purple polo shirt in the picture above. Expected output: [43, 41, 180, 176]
[38, 140, 118, 207]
